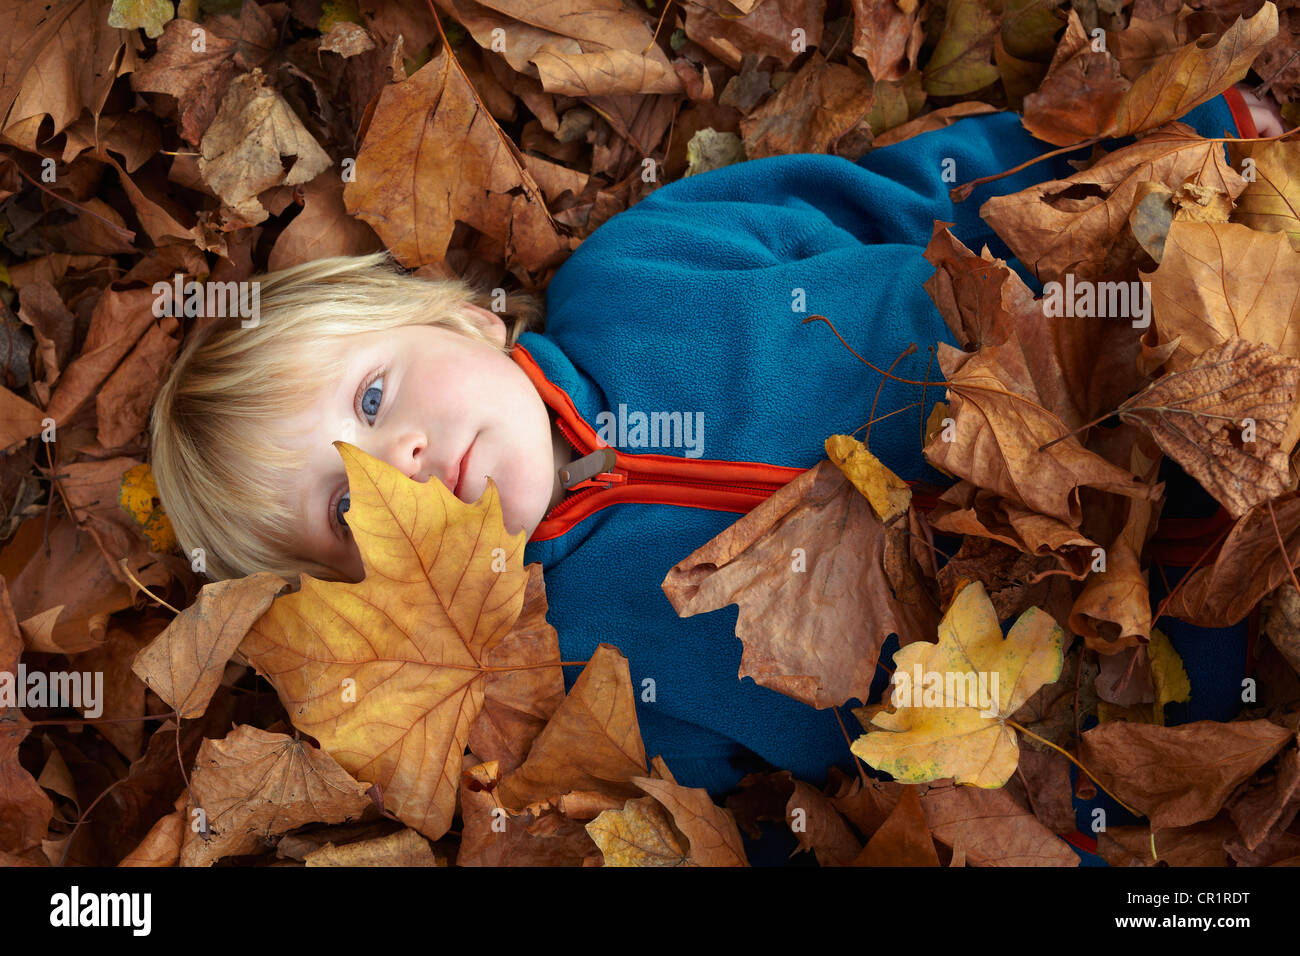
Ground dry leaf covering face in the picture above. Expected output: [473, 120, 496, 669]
[238, 442, 533, 840]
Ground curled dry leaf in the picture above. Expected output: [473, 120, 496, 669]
[661, 459, 938, 710]
[825, 433, 911, 523]
[851, 581, 1065, 788]
[303, 829, 442, 866]
[132, 572, 289, 719]
[495, 643, 648, 814]
[1067, 423, 1163, 650]
[1163, 492, 1300, 627]
[0, 576, 51, 855]
[343, 44, 571, 273]
[1021, 2, 1278, 146]
[783, 779, 862, 866]
[457, 759, 601, 867]
[853, 784, 940, 866]
[980, 123, 1247, 286]
[921, 0, 1000, 97]
[925, 339, 1157, 525]
[585, 794, 692, 866]
[197, 69, 332, 226]
[586, 775, 749, 867]
[1117, 336, 1300, 518]
[851, 0, 926, 83]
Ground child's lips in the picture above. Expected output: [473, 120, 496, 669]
[452, 437, 476, 498]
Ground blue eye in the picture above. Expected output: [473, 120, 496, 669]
[360, 376, 384, 422]
[335, 492, 351, 529]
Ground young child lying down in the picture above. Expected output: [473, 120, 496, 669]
[149, 81, 1284, 852]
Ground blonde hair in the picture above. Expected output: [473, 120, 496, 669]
[149, 251, 543, 584]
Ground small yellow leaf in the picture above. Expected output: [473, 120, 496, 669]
[850, 581, 1065, 787]
[119, 463, 177, 554]
[107, 0, 174, 38]
[825, 434, 910, 522]
[1147, 627, 1190, 726]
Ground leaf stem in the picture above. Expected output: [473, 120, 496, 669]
[1005, 717, 1142, 817]
[802, 315, 940, 386]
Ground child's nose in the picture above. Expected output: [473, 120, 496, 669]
[365, 429, 428, 483]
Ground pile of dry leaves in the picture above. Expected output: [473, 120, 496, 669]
[1, 0, 1299, 866]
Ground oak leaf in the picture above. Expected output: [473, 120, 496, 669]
[851, 581, 1066, 787]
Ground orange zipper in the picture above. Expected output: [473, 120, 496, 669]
[515, 344, 811, 542]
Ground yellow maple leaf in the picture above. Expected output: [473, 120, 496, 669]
[237, 440, 530, 841]
[851, 581, 1065, 787]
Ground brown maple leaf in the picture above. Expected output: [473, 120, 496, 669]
[924, 339, 1157, 525]
[1078, 718, 1294, 829]
[1163, 491, 1300, 627]
[981, 123, 1248, 286]
[494, 643, 648, 814]
[179, 725, 372, 867]
[343, 43, 571, 274]
[854, 784, 940, 866]
[661, 459, 938, 710]
[918, 779, 1080, 865]
[1021, 3, 1278, 146]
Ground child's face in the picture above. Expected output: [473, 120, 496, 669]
[279, 306, 560, 583]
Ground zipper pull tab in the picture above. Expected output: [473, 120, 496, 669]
[559, 448, 619, 489]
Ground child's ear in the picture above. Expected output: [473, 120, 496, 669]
[462, 303, 507, 348]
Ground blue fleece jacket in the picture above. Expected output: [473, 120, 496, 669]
[518, 92, 1250, 864]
